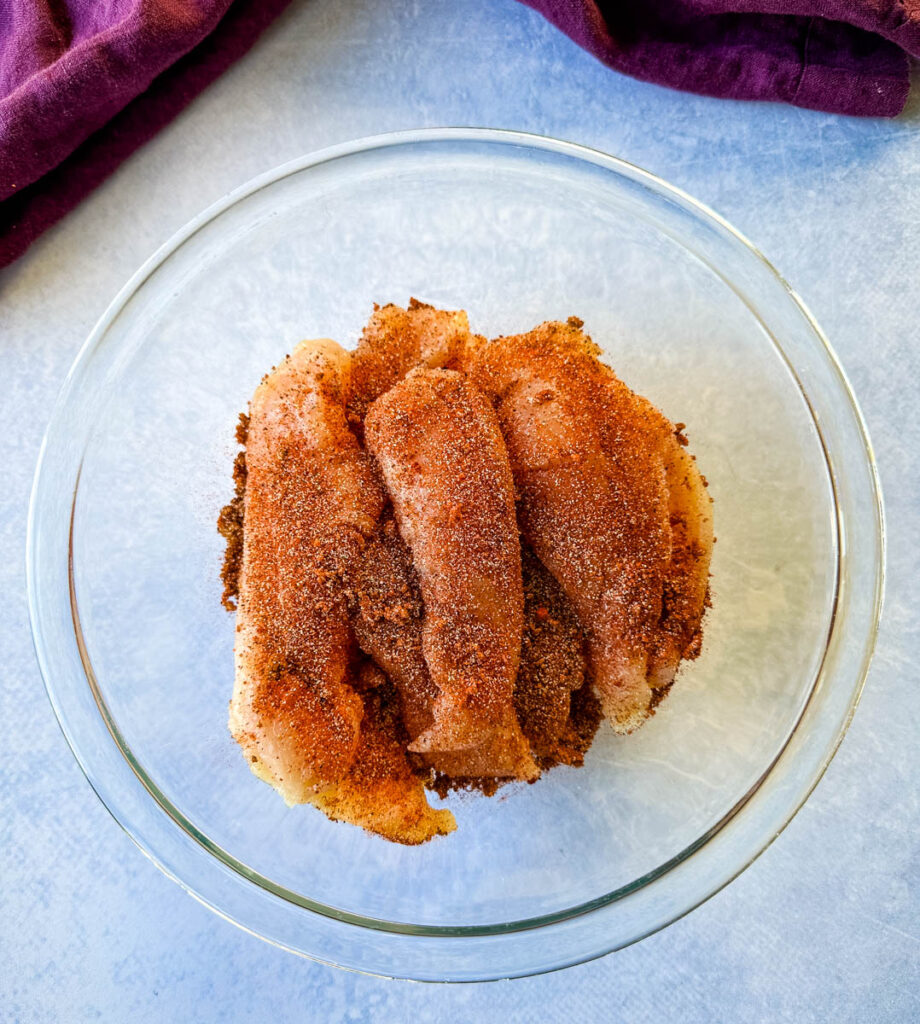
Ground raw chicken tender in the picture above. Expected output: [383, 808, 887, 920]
[470, 319, 711, 732]
[365, 368, 538, 780]
[229, 338, 453, 842]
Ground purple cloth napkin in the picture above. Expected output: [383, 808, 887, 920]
[2, 2, 918, 270]
[0, 0, 292, 269]
[522, 1, 919, 116]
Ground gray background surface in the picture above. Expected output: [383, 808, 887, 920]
[2, 1, 918, 1020]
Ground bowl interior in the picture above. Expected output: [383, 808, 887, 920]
[67, 140, 836, 928]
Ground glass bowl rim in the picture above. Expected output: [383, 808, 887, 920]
[26, 127, 885, 980]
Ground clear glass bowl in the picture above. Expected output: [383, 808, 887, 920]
[27, 129, 884, 981]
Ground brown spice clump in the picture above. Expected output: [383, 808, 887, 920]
[427, 772, 504, 800]
[516, 545, 585, 757]
[516, 546, 600, 769]
[217, 413, 249, 610]
[345, 510, 439, 741]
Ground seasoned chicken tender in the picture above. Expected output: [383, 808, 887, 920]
[230, 339, 454, 842]
[365, 369, 538, 780]
[346, 299, 472, 436]
[647, 439, 714, 690]
[230, 339, 384, 802]
[470, 320, 678, 733]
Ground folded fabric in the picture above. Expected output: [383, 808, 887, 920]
[0, 0, 292, 269]
[521, 0, 919, 116]
[2, 2, 917, 270]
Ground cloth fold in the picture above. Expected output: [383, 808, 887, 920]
[0, 0, 292, 268]
[521, 1, 919, 116]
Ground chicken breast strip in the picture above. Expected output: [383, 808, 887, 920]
[346, 299, 472, 436]
[365, 368, 538, 780]
[346, 299, 490, 758]
[229, 339, 383, 803]
[229, 339, 454, 841]
[647, 438, 714, 690]
[470, 319, 691, 733]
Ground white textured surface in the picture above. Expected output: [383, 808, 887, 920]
[1, 0, 918, 1019]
